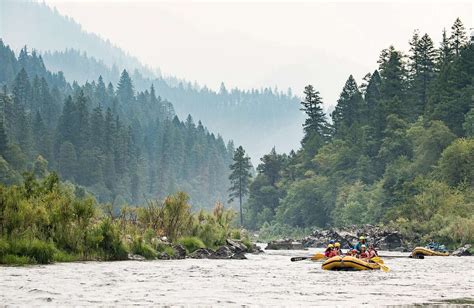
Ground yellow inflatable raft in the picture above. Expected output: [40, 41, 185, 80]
[411, 247, 449, 257]
[322, 256, 380, 271]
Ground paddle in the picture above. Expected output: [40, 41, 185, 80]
[370, 256, 390, 272]
[291, 253, 325, 262]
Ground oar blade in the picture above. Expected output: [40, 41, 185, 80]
[379, 264, 390, 272]
[311, 253, 325, 261]
[290, 256, 309, 262]
[371, 256, 384, 264]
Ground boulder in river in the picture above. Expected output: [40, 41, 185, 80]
[189, 248, 214, 259]
[173, 244, 187, 259]
[230, 251, 247, 259]
[266, 239, 304, 250]
[451, 244, 472, 256]
[128, 253, 146, 261]
[226, 239, 247, 252]
[214, 246, 235, 259]
[157, 252, 171, 260]
[188, 245, 249, 259]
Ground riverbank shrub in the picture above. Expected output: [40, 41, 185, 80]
[177, 236, 206, 253]
[162, 246, 176, 257]
[130, 236, 157, 260]
[53, 250, 80, 263]
[0, 238, 10, 255]
[1, 254, 33, 265]
[95, 218, 128, 261]
[0, 172, 244, 264]
[9, 239, 55, 264]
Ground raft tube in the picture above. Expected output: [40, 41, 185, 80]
[321, 256, 380, 271]
[411, 247, 449, 257]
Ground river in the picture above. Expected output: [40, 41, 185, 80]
[1, 248, 473, 306]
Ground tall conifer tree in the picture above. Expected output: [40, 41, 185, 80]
[228, 146, 252, 226]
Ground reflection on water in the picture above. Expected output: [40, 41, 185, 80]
[0, 249, 473, 305]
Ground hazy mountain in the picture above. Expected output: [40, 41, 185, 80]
[0, 0, 157, 78]
[0, 0, 304, 161]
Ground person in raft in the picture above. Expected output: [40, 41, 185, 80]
[325, 244, 335, 258]
[358, 245, 370, 259]
[334, 242, 343, 256]
[354, 236, 367, 253]
[368, 244, 378, 258]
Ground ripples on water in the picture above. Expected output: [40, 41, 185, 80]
[1, 249, 473, 306]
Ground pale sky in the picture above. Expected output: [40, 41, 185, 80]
[44, 0, 472, 108]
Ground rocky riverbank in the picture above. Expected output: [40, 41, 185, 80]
[265, 225, 473, 255]
[128, 239, 263, 261]
[302, 225, 410, 251]
[266, 225, 412, 251]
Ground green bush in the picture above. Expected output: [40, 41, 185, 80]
[96, 219, 128, 260]
[130, 236, 157, 260]
[53, 250, 79, 262]
[0, 238, 10, 256]
[230, 229, 242, 240]
[177, 236, 205, 253]
[242, 238, 253, 250]
[10, 239, 55, 264]
[163, 246, 176, 257]
[1, 254, 33, 265]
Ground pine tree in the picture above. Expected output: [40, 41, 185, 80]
[12, 68, 31, 106]
[300, 85, 329, 151]
[116, 69, 134, 103]
[228, 145, 252, 226]
[408, 30, 421, 76]
[365, 70, 383, 132]
[409, 33, 437, 116]
[449, 18, 468, 57]
[39, 77, 58, 125]
[57, 96, 76, 147]
[95, 75, 107, 106]
[438, 28, 453, 68]
[0, 40, 17, 85]
[257, 147, 283, 186]
[150, 84, 158, 104]
[90, 105, 104, 150]
[331, 75, 365, 137]
[17, 46, 29, 71]
[33, 111, 52, 162]
[378, 46, 406, 99]
[0, 118, 8, 157]
[75, 90, 90, 151]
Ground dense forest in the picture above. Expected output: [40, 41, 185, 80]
[41, 50, 302, 162]
[1, 0, 304, 161]
[0, 39, 234, 208]
[247, 19, 474, 247]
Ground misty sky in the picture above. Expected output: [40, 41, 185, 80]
[44, 0, 472, 109]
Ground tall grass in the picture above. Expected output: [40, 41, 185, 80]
[177, 236, 206, 253]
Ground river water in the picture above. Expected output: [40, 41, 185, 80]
[1, 248, 473, 306]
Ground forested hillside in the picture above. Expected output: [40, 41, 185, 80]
[0, 0, 303, 161]
[0, 40, 234, 208]
[247, 19, 474, 247]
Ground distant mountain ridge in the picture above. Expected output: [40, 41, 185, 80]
[0, 0, 158, 79]
[0, 0, 304, 161]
